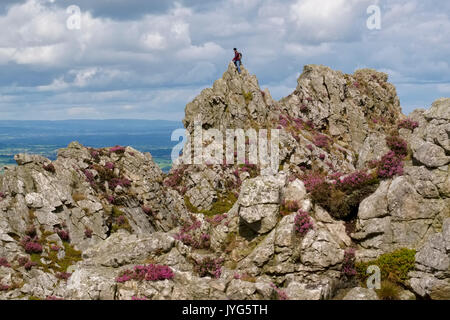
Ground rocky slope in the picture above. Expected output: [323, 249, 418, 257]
[0, 63, 448, 300]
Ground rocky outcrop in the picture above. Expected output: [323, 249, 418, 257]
[408, 98, 450, 168]
[351, 100, 449, 263]
[279, 65, 402, 168]
[0, 63, 448, 300]
[408, 218, 450, 299]
[238, 175, 285, 234]
[183, 62, 278, 134]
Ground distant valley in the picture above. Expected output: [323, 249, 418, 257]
[0, 119, 183, 173]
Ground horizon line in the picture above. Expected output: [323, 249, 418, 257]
[0, 118, 183, 123]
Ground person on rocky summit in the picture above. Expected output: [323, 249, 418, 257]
[232, 48, 242, 74]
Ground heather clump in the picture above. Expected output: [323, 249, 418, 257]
[0, 284, 10, 291]
[0, 257, 10, 268]
[131, 296, 148, 300]
[106, 195, 115, 204]
[336, 170, 378, 192]
[377, 151, 404, 179]
[313, 134, 331, 149]
[341, 248, 357, 277]
[193, 257, 223, 278]
[386, 135, 408, 157]
[21, 236, 43, 254]
[56, 272, 72, 280]
[56, 228, 70, 242]
[43, 163, 56, 173]
[109, 177, 131, 189]
[89, 148, 100, 160]
[292, 118, 304, 131]
[46, 296, 64, 300]
[206, 213, 228, 227]
[270, 283, 289, 300]
[302, 170, 379, 220]
[110, 207, 133, 233]
[84, 227, 93, 238]
[82, 161, 132, 195]
[239, 162, 258, 175]
[303, 172, 331, 208]
[375, 135, 409, 179]
[303, 172, 328, 194]
[116, 264, 174, 283]
[174, 215, 210, 249]
[164, 166, 187, 189]
[294, 210, 313, 236]
[104, 162, 115, 170]
[109, 145, 126, 154]
[398, 118, 419, 130]
[230, 163, 258, 188]
[233, 272, 256, 282]
[23, 259, 38, 271]
[279, 114, 289, 128]
[142, 206, 154, 216]
[83, 169, 95, 187]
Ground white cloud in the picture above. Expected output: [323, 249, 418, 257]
[0, 0, 449, 120]
[37, 77, 68, 91]
[141, 32, 167, 50]
[284, 42, 331, 57]
[37, 67, 131, 91]
[289, 0, 371, 42]
[71, 68, 99, 87]
[176, 42, 225, 61]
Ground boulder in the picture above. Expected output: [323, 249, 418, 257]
[342, 287, 379, 300]
[238, 176, 282, 234]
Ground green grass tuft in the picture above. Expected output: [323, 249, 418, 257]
[242, 91, 253, 105]
[185, 192, 237, 217]
[356, 248, 416, 284]
[376, 281, 401, 300]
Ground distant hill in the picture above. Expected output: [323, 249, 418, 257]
[0, 119, 183, 172]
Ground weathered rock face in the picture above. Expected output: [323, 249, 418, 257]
[351, 174, 448, 260]
[0, 63, 448, 300]
[0, 142, 192, 300]
[408, 218, 450, 299]
[238, 175, 284, 234]
[351, 99, 449, 262]
[183, 63, 278, 134]
[408, 98, 450, 168]
[279, 65, 402, 168]
[0, 142, 183, 249]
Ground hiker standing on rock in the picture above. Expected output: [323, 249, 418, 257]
[232, 48, 242, 74]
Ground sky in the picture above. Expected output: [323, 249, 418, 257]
[0, 0, 449, 121]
